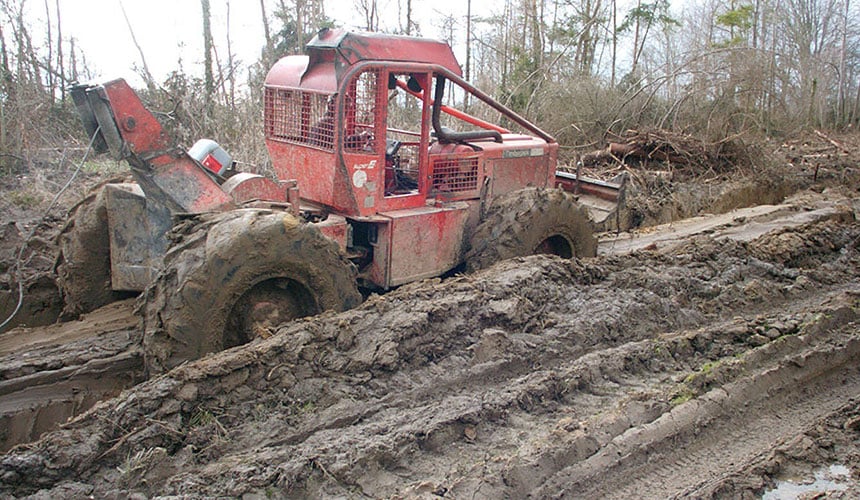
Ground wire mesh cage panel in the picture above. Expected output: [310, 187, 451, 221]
[265, 88, 335, 151]
[431, 155, 480, 194]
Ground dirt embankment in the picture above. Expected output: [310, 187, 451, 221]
[0, 200, 858, 498]
[581, 129, 860, 229]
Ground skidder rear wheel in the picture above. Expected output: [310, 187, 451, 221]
[143, 209, 362, 373]
[466, 187, 597, 271]
[55, 185, 126, 319]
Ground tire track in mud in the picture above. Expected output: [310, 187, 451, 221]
[409, 289, 860, 499]
[229, 218, 860, 498]
[0, 300, 143, 453]
[535, 320, 860, 499]
[149, 262, 701, 496]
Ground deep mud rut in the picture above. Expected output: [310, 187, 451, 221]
[0, 187, 858, 498]
[0, 300, 144, 453]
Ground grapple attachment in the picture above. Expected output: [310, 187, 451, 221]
[69, 79, 234, 214]
[70, 79, 171, 160]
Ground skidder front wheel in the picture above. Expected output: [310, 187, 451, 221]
[465, 187, 597, 271]
[143, 209, 362, 374]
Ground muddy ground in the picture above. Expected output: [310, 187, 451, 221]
[0, 157, 126, 330]
[0, 132, 859, 498]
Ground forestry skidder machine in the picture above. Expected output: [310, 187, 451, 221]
[62, 29, 624, 373]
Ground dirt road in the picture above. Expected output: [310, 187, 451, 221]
[0, 184, 857, 498]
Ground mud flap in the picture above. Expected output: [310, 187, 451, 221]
[104, 184, 172, 291]
[555, 171, 628, 231]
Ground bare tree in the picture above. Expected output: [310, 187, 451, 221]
[837, 0, 849, 124]
[618, 0, 677, 79]
[43, 0, 52, 101]
[202, 0, 215, 111]
[54, 0, 63, 99]
[272, 0, 328, 55]
[118, 0, 155, 91]
[611, 0, 617, 86]
[260, 0, 272, 53]
[0, 18, 9, 152]
[357, 0, 379, 31]
[225, 0, 235, 109]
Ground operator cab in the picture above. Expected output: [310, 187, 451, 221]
[263, 29, 555, 218]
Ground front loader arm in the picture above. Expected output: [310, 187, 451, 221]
[71, 79, 234, 214]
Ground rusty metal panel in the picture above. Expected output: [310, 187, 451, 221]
[142, 154, 234, 213]
[267, 141, 355, 214]
[483, 139, 558, 201]
[265, 55, 339, 93]
[344, 152, 382, 216]
[487, 155, 551, 199]
[381, 201, 476, 287]
[104, 184, 171, 291]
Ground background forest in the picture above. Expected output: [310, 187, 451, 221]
[1, 0, 858, 175]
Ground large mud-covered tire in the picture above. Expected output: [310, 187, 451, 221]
[143, 209, 362, 373]
[466, 187, 597, 271]
[55, 185, 126, 319]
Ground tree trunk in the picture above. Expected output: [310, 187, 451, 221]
[118, 0, 155, 90]
[260, 0, 272, 51]
[0, 21, 9, 152]
[465, 0, 471, 109]
[55, 0, 64, 100]
[226, 0, 235, 109]
[752, 0, 759, 48]
[837, 0, 848, 124]
[406, 0, 413, 34]
[69, 36, 77, 82]
[631, 0, 641, 76]
[852, 79, 860, 125]
[296, 0, 305, 52]
[611, 0, 617, 86]
[43, 0, 53, 102]
[201, 0, 214, 112]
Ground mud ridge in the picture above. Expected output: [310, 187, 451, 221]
[535, 304, 860, 498]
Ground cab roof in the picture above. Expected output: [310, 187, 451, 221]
[265, 29, 462, 92]
[307, 29, 461, 74]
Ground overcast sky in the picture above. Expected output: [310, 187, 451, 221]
[30, 0, 483, 87]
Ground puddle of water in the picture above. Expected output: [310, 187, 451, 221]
[762, 464, 854, 499]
